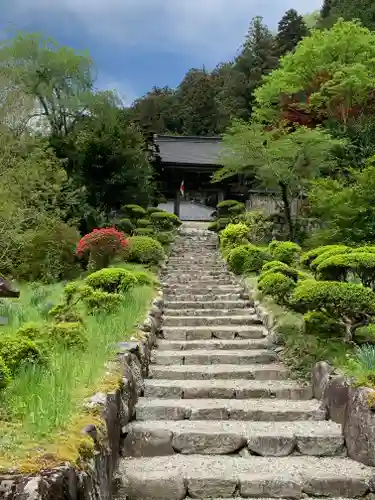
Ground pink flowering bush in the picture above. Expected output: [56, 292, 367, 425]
[76, 227, 127, 271]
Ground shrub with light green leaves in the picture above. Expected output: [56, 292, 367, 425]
[220, 223, 249, 250]
[132, 271, 155, 286]
[137, 218, 152, 228]
[261, 260, 299, 281]
[85, 268, 137, 293]
[0, 336, 46, 374]
[301, 245, 348, 268]
[227, 244, 271, 275]
[155, 231, 174, 246]
[228, 202, 246, 216]
[82, 290, 123, 313]
[147, 207, 164, 215]
[316, 252, 375, 289]
[150, 211, 181, 231]
[114, 218, 134, 235]
[304, 311, 344, 337]
[47, 322, 87, 349]
[122, 204, 147, 220]
[127, 236, 165, 265]
[0, 357, 11, 390]
[269, 241, 301, 265]
[310, 246, 352, 271]
[217, 200, 242, 217]
[258, 271, 296, 305]
[133, 227, 154, 236]
[290, 280, 375, 341]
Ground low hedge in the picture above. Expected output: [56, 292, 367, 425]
[258, 271, 296, 305]
[227, 244, 271, 274]
[85, 268, 137, 293]
[127, 236, 165, 265]
[269, 241, 301, 265]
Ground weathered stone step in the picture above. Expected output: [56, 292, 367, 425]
[143, 379, 312, 400]
[163, 308, 254, 317]
[151, 350, 277, 366]
[156, 338, 268, 350]
[162, 325, 266, 340]
[164, 279, 237, 287]
[135, 398, 326, 422]
[164, 284, 242, 292]
[164, 300, 251, 310]
[118, 455, 374, 499]
[123, 420, 344, 457]
[149, 364, 288, 381]
[163, 315, 262, 327]
[164, 293, 247, 302]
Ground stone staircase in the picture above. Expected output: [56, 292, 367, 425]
[117, 226, 375, 500]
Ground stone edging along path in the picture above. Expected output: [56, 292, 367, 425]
[250, 283, 375, 468]
[0, 289, 164, 499]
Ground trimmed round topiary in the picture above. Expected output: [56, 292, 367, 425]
[133, 227, 154, 236]
[301, 245, 348, 268]
[227, 244, 271, 275]
[127, 236, 165, 265]
[217, 200, 242, 217]
[83, 290, 123, 314]
[228, 202, 246, 216]
[304, 311, 344, 337]
[132, 271, 155, 286]
[147, 207, 164, 215]
[114, 218, 134, 235]
[220, 223, 249, 250]
[47, 322, 87, 349]
[303, 245, 350, 270]
[155, 231, 174, 246]
[122, 204, 147, 220]
[269, 241, 301, 265]
[290, 280, 375, 341]
[86, 268, 137, 293]
[217, 217, 230, 231]
[208, 221, 219, 232]
[0, 336, 46, 373]
[150, 211, 182, 231]
[316, 252, 375, 289]
[137, 218, 152, 228]
[0, 357, 11, 390]
[259, 262, 299, 281]
[258, 271, 296, 304]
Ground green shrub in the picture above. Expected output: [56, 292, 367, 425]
[290, 280, 375, 341]
[137, 218, 152, 228]
[127, 236, 165, 265]
[132, 271, 154, 286]
[14, 219, 80, 283]
[114, 218, 134, 234]
[242, 210, 273, 243]
[47, 322, 87, 349]
[309, 246, 350, 271]
[269, 241, 301, 265]
[155, 231, 174, 246]
[208, 221, 219, 232]
[220, 223, 249, 250]
[345, 344, 375, 388]
[147, 207, 164, 214]
[217, 217, 230, 231]
[227, 244, 271, 275]
[258, 272, 296, 305]
[353, 324, 375, 345]
[0, 357, 11, 390]
[86, 268, 137, 293]
[48, 303, 83, 324]
[0, 336, 46, 374]
[228, 202, 246, 216]
[317, 252, 375, 288]
[133, 227, 154, 236]
[261, 260, 299, 281]
[82, 290, 123, 314]
[304, 311, 344, 337]
[217, 200, 241, 217]
[16, 322, 44, 340]
[301, 245, 348, 268]
[150, 211, 181, 231]
[122, 204, 147, 220]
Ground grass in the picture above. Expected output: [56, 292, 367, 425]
[0, 273, 154, 470]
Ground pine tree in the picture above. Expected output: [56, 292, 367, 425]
[275, 9, 309, 58]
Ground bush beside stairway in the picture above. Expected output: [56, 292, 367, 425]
[116, 224, 375, 500]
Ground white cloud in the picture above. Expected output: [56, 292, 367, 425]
[3, 0, 323, 61]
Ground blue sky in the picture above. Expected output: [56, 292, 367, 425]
[0, 0, 322, 106]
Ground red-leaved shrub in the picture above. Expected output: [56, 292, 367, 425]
[76, 227, 127, 271]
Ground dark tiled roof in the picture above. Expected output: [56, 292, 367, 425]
[154, 135, 223, 165]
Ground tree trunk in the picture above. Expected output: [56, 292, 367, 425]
[279, 182, 294, 241]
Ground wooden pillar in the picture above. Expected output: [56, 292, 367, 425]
[218, 190, 225, 203]
[174, 189, 181, 217]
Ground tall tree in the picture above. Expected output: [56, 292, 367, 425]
[234, 16, 279, 120]
[274, 9, 309, 58]
[319, 0, 375, 31]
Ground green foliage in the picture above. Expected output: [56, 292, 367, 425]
[48, 304, 83, 324]
[261, 261, 299, 281]
[122, 204, 147, 220]
[154, 231, 174, 246]
[353, 324, 375, 345]
[0, 357, 11, 390]
[82, 290, 122, 314]
[147, 207, 164, 215]
[258, 271, 296, 304]
[132, 271, 154, 286]
[301, 245, 349, 268]
[137, 218, 151, 228]
[85, 268, 137, 294]
[269, 241, 301, 265]
[217, 200, 242, 217]
[0, 336, 46, 374]
[290, 280, 375, 340]
[47, 322, 87, 350]
[220, 223, 249, 250]
[310, 246, 350, 271]
[133, 227, 154, 236]
[114, 218, 134, 234]
[127, 236, 165, 265]
[304, 311, 344, 337]
[238, 210, 273, 243]
[228, 203, 246, 216]
[227, 244, 271, 274]
[150, 211, 181, 231]
[317, 252, 375, 289]
[16, 322, 44, 340]
[274, 9, 309, 58]
[345, 344, 375, 388]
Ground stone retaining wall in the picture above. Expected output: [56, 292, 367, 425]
[244, 281, 375, 468]
[0, 292, 163, 500]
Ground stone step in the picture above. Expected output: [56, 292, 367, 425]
[149, 364, 288, 381]
[143, 379, 312, 400]
[156, 339, 268, 350]
[164, 293, 247, 302]
[135, 398, 326, 422]
[123, 420, 344, 457]
[118, 455, 374, 499]
[164, 300, 251, 310]
[163, 308, 254, 317]
[162, 325, 267, 340]
[164, 279, 237, 287]
[164, 285, 242, 292]
[151, 350, 277, 366]
[163, 315, 262, 327]
[164, 271, 230, 277]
